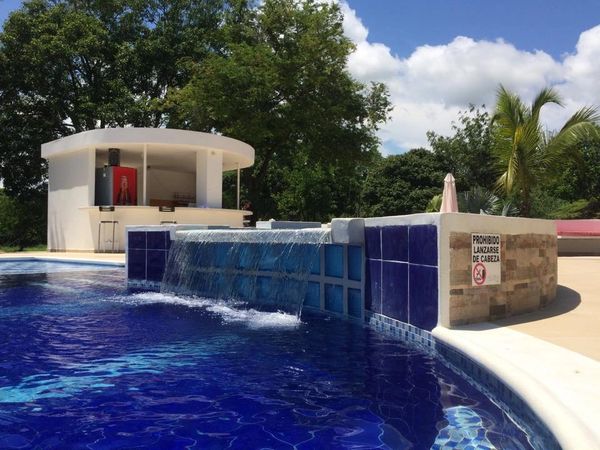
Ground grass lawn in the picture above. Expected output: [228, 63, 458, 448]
[0, 244, 47, 253]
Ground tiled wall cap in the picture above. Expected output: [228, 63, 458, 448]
[331, 218, 365, 245]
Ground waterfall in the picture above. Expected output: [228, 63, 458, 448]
[161, 229, 330, 316]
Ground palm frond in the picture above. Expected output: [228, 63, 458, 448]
[491, 85, 525, 135]
[531, 87, 562, 122]
[559, 106, 600, 133]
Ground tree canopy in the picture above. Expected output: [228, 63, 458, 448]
[168, 0, 391, 220]
[0, 0, 390, 246]
[361, 148, 445, 217]
[491, 85, 599, 216]
[428, 106, 496, 192]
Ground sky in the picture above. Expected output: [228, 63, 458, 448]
[2, 0, 600, 154]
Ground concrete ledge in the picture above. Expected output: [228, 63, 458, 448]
[433, 325, 600, 450]
[558, 236, 600, 256]
[0, 253, 125, 266]
[331, 218, 365, 245]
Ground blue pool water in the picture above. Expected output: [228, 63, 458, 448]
[0, 264, 534, 449]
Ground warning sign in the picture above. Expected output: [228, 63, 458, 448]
[471, 233, 501, 286]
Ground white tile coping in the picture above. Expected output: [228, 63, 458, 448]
[433, 325, 600, 450]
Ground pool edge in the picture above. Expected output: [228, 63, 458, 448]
[0, 256, 125, 267]
[433, 325, 600, 450]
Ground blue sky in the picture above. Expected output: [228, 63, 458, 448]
[345, 0, 600, 59]
[2, 0, 600, 154]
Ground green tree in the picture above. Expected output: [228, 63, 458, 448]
[168, 0, 391, 221]
[491, 85, 599, 216]
[361, 148, 445, 217]
[428, 105, 496, 191]
[0, 0, 225, 243]
[0, 190, 46, 250]
[0, 0, 225, 194]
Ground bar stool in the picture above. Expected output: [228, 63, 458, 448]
[159, 205, 177, 225]
[98, 206, 118, 252]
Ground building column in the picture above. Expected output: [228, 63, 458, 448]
[196, 150, 223, 208]
[237, 162, 241, 209]
[143, 144, 147, 206]
[88, 146, 95, 206]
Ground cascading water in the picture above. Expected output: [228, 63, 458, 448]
[161, 229, 330, 316]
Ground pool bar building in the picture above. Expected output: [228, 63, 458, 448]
[42, 128, 254, 252]
[39, 128, 589, 448]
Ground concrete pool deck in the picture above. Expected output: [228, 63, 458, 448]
[435, 256, 600, 449]
[0, 251, 125, 265]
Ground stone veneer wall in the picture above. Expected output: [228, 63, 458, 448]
[448, 232, 557, 326]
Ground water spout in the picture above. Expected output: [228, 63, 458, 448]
[161, 229, 330, 316]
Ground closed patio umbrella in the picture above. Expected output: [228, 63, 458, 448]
[440, 173, 459, 213]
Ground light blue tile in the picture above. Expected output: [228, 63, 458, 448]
[304, 282, 321, 308]
[324, 284, 343, 313]
[324, 244, 343, 278]
[348, 288, 362, 318]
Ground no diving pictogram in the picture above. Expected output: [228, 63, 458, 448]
[472, 262, 486, 286]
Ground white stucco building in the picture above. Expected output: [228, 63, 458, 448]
[41, 128, 254, 252]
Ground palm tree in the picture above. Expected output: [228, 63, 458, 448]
[491, 85, 599, 216]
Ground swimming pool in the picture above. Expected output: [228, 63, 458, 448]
[0, 263, 534, 449]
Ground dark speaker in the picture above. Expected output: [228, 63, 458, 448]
[108, 148, 120, 166]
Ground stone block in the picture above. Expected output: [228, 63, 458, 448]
[450, 232, 471, 249]
[331, 218, 365, 245]
[450, 269, 471, 285]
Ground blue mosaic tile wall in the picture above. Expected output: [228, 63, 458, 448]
[365, 224, 438, 331]
[304, 243, 364, 320]
[127, 230, 171, 290]
[126, 228, 365, 320]
[364, 311, 559, 450]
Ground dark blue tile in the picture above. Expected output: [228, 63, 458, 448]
[256, 276, 272, 299]
[147, 231, 167, 250]
[348, 288, 362, 318]
[127, 249, 146, 279]
[365, 259, 382, 313]
[304, 281, 321, 308]
[166, 232, 172, 250]
[213, 242, 232, 269]
[364, 227, 381, 260]
[324, 284, 343, 314]
[409, 265, 438, 331]
[348, 245, 362, 281]
[236, 243, 255, 270]
[232, 274, 252, 301]
[409, 225, 438, 266]
[128, 231, 146, 250]
[284, 243, 316, 273]
[382, 261, 408, 322]
[324, 244, 343, 278]
[382, 225, 409, 262]
[258, 243, 283, 271]
[147, 249, 166, 282]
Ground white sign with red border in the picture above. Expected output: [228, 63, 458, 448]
[471, 233, 501, 286]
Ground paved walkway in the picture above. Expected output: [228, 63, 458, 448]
[495, 256, 600, 361]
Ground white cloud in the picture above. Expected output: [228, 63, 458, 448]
[338, 2, 600, 155]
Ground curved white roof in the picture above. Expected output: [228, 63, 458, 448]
[41, 128, 255, 169]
